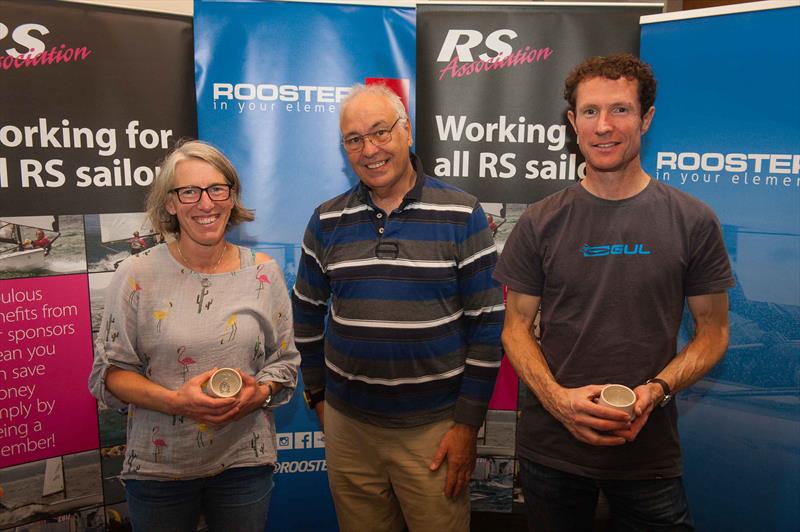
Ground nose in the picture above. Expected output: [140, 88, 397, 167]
[595, 110, 613, 134]
[361, 135, 381, 156]
[196, 189, 216, 209]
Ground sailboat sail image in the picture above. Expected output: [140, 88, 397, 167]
[98, 212, 155, 246]
[42, 457, 65, 497]
[0, 216, 60, 270]
[481, 203, 506, 237]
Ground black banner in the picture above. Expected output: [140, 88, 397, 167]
[417, 5, 660, 204]
[0, 0, 196, 216]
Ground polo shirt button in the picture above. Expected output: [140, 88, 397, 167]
[376, 213, 383, 219]
[378, 227, 384, 234]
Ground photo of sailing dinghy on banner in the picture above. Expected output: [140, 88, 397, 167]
[0, 216, 86, 279]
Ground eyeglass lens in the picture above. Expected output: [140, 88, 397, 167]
[174, 185, 231, 203]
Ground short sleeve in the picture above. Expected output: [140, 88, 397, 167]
[685, 209, 735, 296]
[493, 208, 544, 295]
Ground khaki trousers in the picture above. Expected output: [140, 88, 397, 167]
[324, 404, 470, 532]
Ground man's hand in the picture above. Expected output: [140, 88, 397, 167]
[429, 423, 478, 499]
[547, 384, 632, 446]
[611, 382, 662, 442]
[314, 401, 325, 431]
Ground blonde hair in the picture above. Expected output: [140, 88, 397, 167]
[146, 140, 255, 235]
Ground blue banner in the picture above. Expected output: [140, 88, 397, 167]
[194, 1, 415, 529]
[641, 5, 800, 530]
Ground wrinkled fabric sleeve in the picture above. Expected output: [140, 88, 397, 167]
[454, 201, 505, 426]
[87, 258, 145, 410]
[255, 261, 300, 407]
[291, 209, 331, 392]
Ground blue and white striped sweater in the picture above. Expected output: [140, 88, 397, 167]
[292, 157, 505, 428]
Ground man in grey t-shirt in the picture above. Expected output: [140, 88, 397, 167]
[494, 54, 734, 531]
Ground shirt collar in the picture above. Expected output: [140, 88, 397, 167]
[356, 150, 426, 206]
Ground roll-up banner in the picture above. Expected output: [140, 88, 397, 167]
[640, 3, 800, 530]
[1, 0, 195, 529]
[416, 3, 661, 204]
[194, 1, 415, 529]
[416, 2, 660, 512]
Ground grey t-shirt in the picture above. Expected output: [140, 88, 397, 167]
[494, 180, 734, 479]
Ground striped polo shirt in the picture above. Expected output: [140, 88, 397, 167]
[292, 154, 505, 428]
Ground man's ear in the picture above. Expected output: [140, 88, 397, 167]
[641, 106, 655, 134]
[567, 110, 577, 134]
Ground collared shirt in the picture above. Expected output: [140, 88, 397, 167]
[292, 153, 505, 428]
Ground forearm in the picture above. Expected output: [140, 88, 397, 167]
[654, 321, 728, 394]
[456, 316, 504, 426]
[105, 366, 178, 415]
[648, 292, 730, 396]
[501, 324, 563, 416]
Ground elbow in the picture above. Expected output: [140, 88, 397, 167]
[500, 327, 514, 354]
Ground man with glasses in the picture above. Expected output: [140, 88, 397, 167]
[292, 83, 504, 532]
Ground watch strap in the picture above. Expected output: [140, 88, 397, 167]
[303, 387, 325, 409]
[261, 383, 274, 408]
[646, 378, 672, 407]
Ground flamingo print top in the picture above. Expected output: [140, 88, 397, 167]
[89, 244, 300, 480]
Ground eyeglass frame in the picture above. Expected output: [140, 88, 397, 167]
[341, 117, 405, 153]
[170, 184, 233, 204]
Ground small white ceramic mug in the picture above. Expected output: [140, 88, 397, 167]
[207, 367, 242, 398]
[598, 384, 636, 416]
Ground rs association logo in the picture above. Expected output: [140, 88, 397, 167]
[0, 22, 92, 71]
[582, 244, 652, 257]
[435, 29, 553, 81]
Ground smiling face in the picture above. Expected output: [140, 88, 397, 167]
[165, 158, 233, 248]
[340, 91, 415, 199]
[568, 76, 654, 178]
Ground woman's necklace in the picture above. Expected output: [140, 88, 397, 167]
[176, 240, 227, 288]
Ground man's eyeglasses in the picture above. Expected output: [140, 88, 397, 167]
[170, 184, 232, 204]
[342, 117, 404, 153]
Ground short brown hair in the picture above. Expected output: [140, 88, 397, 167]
[564, 53, 656, 117]
[146, 139, 255, 235]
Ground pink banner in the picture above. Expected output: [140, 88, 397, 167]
[0, 274, 98, 467]
[488, 285, 518, 410]
[488, 355, 518, 410]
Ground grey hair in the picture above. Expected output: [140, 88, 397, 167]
[339, 83, 408, 126]
[146, 139, 255, 235]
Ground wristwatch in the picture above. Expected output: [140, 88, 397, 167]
[303, 387, 325, 409]
[646, 378, 673, 407]
[261, 383, 274, 408]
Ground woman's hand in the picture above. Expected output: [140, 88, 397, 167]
[172, 368, 239, 425]
[228, 371, 282, 420]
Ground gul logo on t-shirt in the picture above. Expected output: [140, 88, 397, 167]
[582, 244, 652, 257]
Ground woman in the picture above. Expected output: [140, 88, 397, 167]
[89, 140, 299, 531]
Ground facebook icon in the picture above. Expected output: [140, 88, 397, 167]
[294, 432, 313, 449]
